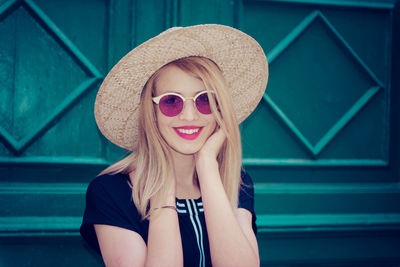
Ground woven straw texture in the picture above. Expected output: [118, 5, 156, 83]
[94, 24, 268, 150]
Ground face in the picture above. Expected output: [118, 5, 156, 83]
[154, 65, 217, 156]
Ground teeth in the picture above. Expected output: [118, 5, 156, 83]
[177, 128, 200, 134]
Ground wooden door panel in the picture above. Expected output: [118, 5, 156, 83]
[0, 0, 399, 265]
[240, 0, 391, 178]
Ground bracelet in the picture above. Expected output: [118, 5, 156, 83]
[161, 205, 177, 211]
[151, 206, 177, 214]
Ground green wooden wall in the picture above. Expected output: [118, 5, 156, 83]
[1, 0, 399, 266]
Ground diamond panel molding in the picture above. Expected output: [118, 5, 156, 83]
[0, 0, 101, 156]
[265, 10, 384, 157]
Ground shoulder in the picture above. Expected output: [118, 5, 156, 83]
[86, 172, 131, 200]
[238, 169, 257, 234]
[84, 172, 138, 223]
[89, 172, 130, 190]
[81, 171, 147, 253]
[238, 169, 255, 211]
[240, 170, 254, 187]
[239, 169, 255, 198]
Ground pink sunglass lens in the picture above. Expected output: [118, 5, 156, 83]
[195, 93, 212, 114]
[159, 95, 183, 117]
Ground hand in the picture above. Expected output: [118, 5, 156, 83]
[195, 127, 226, 167]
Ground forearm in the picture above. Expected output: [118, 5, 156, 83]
[145, 194, 183, 266]
[198, 160, 259, 267]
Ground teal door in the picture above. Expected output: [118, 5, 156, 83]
[1, 0, 399, 266]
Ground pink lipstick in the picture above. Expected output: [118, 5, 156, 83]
[174, 126, 202, 140]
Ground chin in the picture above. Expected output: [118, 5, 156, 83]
[171, 143, 203, 156]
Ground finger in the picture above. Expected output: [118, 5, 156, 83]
[205, 128, 226, 153]
[214, 128, 226, 145]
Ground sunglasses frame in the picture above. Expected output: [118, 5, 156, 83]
[152, 90, 215, 116]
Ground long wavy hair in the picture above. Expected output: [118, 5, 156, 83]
[99, 56, 242, 219]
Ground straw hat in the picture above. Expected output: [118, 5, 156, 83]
[95, 24, 268, 150]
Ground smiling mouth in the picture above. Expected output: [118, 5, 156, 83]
[176, 128, 200, 134]
[174, 127, 203, 140]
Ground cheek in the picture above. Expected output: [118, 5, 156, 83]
[156, 118, 168, 135]
[205, 117, 217, 135]
[155, 111, 174, 138]
[155, 108, 166, 127]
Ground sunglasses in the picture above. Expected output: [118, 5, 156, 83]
[152, 90, 214, 117]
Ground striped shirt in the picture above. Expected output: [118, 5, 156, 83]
[80, 172, 256, 267]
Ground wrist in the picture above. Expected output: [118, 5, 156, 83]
[196, 158, 219, 177]
[151, 187, 176, 208]
[196, 155, 218, 166]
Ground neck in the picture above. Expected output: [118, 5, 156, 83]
[170, 149, 200, 199]
[171, 149, 196, 186]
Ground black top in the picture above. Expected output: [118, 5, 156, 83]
[80, 171, 256, 267]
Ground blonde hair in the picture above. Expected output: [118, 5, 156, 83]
[99, 56, 242, 219]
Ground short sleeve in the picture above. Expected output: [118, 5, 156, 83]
[80, 173, 147, 254]
[238, 170, 257, 235]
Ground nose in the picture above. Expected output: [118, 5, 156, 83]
[178, 100, 199, 121]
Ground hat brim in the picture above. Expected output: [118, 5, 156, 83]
[95, 24, 268, 150]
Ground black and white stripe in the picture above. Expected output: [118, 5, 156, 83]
[176, 201, 187, 214]
[197, 202, 204, 212]
[176, 199, 205, 267]
[186, 199, 205, 267]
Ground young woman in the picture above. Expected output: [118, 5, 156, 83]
[80, 24, 268, 267]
